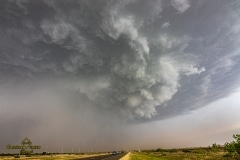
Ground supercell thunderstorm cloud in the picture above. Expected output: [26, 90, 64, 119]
[1, 0, 240, 152]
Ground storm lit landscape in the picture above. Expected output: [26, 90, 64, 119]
[0, 0, 240, 159]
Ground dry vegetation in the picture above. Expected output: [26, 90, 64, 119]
[0, 149, 233, 160]
[0, 153, 108, 160]
[129, 148, 229, 160]
[2, 134, 240, 160]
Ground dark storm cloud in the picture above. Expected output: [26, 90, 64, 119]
[0, 0, 240, 123]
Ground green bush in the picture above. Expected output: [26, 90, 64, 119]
[192, 149, 205, 154]
[182, 149, 191, 153]
[161, 153, 167, 156]
[224, 134, 240, 159]
[155, 148, 167, 152]
[223, 152, 233, 157]
[169, 149, 177, 152]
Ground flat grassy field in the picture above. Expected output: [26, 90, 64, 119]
[0, 153, 108, 160]
[129, 149, 229, 160]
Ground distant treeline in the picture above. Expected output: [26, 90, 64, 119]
[141, 145, 224, 153]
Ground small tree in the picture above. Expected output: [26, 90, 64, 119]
[211, 143, 219, 152]
[224, 134, 240, 159]
[233, 134, 240, 154]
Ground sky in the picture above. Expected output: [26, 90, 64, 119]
[0, 0, 240, 153]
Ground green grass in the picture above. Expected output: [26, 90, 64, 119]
[129, 150, 228, 160]
[130, 152, 167, 160]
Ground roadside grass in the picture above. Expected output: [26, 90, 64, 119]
[130, 149, 227, 160]
[130, 152, 166, 160]
[0, 153, 109, 160]
[0, 154, 84, 160]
